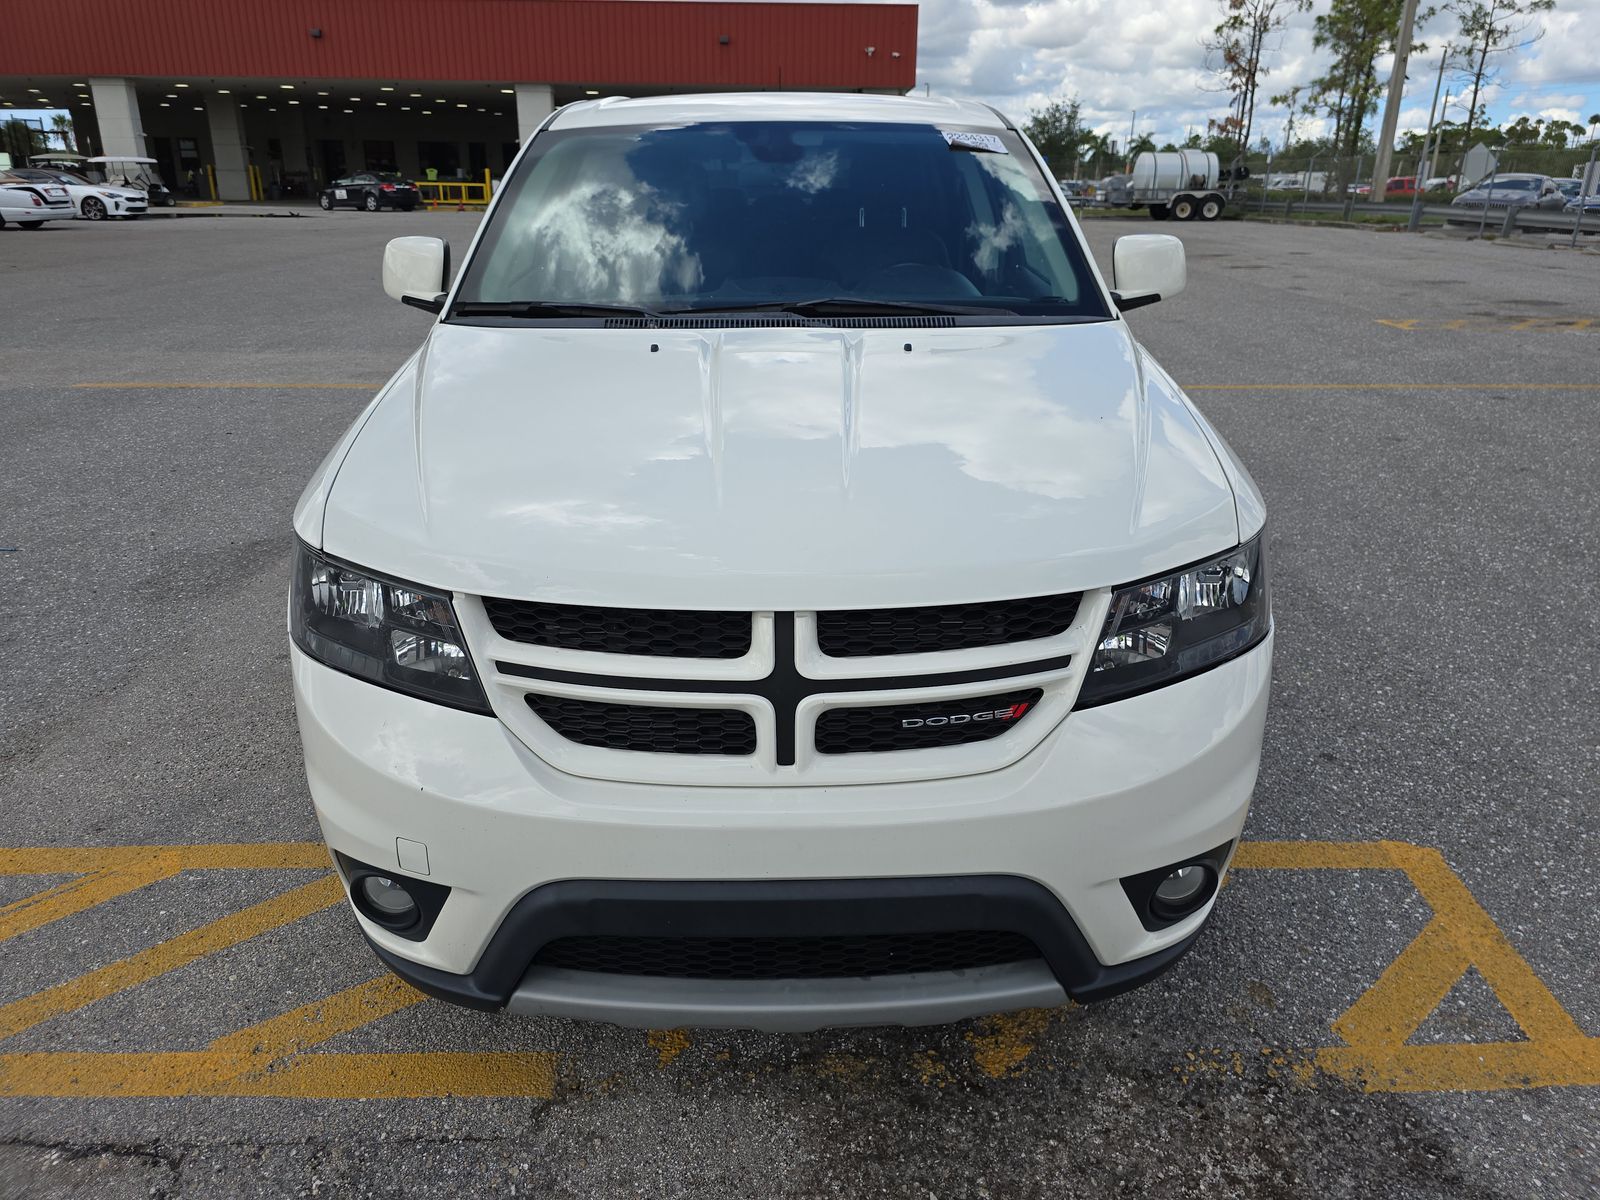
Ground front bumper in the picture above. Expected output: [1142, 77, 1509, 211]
[295, 633, 1271, 1028]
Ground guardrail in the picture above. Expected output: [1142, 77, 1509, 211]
[1245, 195, 1600, 237]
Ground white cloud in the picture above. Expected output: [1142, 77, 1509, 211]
[828, 0, 1600, 148]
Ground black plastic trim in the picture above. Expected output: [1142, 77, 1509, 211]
[361, 874, 1211, 1010]
[496, 618, 1073, 767]
[335, 853, 452, 943]
[1120, 841, 1234, 932]
[1112, 291, 1162, 312]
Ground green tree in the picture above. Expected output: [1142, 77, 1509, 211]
[1299, 0, 1411, 171]
[1449, 0, 1556, 146]
[1022, 99, 1094, 175]
[1, 118, 50, 164]
[48, 113, 77, 154]
[1204, 0, 1310, 171]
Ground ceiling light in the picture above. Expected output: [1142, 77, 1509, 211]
[476, 107, 485, 112]
[409, 92, 422, 98]
[456, 103, 467, 108]
[256, 94, 267, 99]
[344, 108, 353, 113]
[175, 83, 189, 89]
[27, 88, 39, 93]
[288, 100, 300, 105]
[280, 84, 294, 90]
[217, 89, 231, 94]
[317, 91, 329, 96]
[194, 105, 203, 111]
[159, 102, 170, 107]
[268, 107, 277, 112]
[400, 106, 410, 111]
[435, 98, 446, 103]
[585, 89, 600, 96]
[166, 93, 178, 98]
[376, 101, 386, 107]
[423, 110, 433, 116]
[72, 82, 87, 87]
[381, 86, 394, 92]
[500, 88, 514, 94]
[317, 104, 328, 109]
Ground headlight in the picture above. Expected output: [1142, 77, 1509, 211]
[289, 542, 491, 713]
[99, 191, 120, 199]
[1075, 534, 1269, 708]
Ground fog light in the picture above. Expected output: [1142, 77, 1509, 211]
[1150, 864, 1213, 920]
[357, 875, 419, 928]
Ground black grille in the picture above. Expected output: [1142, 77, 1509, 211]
[817, 594, 1080, 657]
[815, 688, 1044, 755]
[532, 930, 1041, 979]
[484, 598, 751, 659]
[526, 694, 755, 755]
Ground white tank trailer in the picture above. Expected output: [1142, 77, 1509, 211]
[1127, 150, 1226, 221]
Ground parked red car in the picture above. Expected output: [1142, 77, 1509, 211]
[1384, 176, 1421, 199]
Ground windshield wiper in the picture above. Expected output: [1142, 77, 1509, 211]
[451, 300, 664, 319]
[662, 297, 1013, 318]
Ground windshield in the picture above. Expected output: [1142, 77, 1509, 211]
[456, 120, 1109, 320]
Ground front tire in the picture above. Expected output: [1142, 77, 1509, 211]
[81, 197, 107, 221]
[1171, 196, 1197, 221]
[364, 192, 380, 212]
[319, 193, 332, 210]
[1148, 204, 1170, 221]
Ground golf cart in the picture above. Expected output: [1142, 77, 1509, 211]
[84, 156, 176, 206]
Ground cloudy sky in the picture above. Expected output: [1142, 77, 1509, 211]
[892, 0, 1600, 151]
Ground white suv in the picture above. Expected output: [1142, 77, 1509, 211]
[290, 93, 1272, 1031]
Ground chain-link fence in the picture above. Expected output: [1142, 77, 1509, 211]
[1216, 147, 1600, 238]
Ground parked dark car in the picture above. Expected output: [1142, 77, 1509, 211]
[1449, 174, 1567, 211]
[319, 173, 419, 212]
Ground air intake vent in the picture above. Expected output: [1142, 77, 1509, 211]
[818, 594, 1081, 657]
[527, 694, 756, 756]
[532, 929, 1042, 979]
[484, 598, 752, 659]
[815, 689, 1044, 755]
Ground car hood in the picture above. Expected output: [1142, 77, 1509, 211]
[314, 319, 1242, 609]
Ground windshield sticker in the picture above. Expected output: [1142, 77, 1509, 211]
[942, 131, 1008, 154]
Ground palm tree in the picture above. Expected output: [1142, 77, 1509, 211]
[1589, 113, 1600, 146]
[48, 113, 76, 154]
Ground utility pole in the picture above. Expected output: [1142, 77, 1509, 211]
[1409, 50, 1450, 230]
[1369, 0, 1423, 200]
[1429, 92, 1450, 182]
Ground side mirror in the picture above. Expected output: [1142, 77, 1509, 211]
[383, 236, 450, 313]
[1111, 234, 1185, 312]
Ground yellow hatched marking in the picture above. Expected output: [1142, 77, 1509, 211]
[0, 859, 179, 944]
[1243, 839, 1597, 1092]
[0, 1051, 557, 1098]
[0, 875, 343, 1043]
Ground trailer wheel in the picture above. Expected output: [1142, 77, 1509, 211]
[1148, 204, 1170, 221]
[1199, 195, 1224, 221]
[1171, 196, 1197, 221]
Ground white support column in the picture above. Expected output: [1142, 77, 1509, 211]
[514, 83, 555, 145]
[204, 93, 252, 201]
[87, 78, 147, 159]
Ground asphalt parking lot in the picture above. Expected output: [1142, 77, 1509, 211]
[1, 209, 1598, 1198]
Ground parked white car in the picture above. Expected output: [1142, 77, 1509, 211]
[9, 167, 147, 220]
[290, 93, 1272, 1031]
[0, 172, 75, 229]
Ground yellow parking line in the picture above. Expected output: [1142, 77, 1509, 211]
[210, 974, 424, 1063]
[1332, 918, 1470, 1046]
[0, 875, 342, 1044]
[0, 1050, 558, 1099]
[0, 843, 326, 876]
[0, 858, 179, 945]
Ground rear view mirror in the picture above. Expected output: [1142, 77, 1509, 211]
[383, 236, 450, 313]
[1111, 234, 1185, 312]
